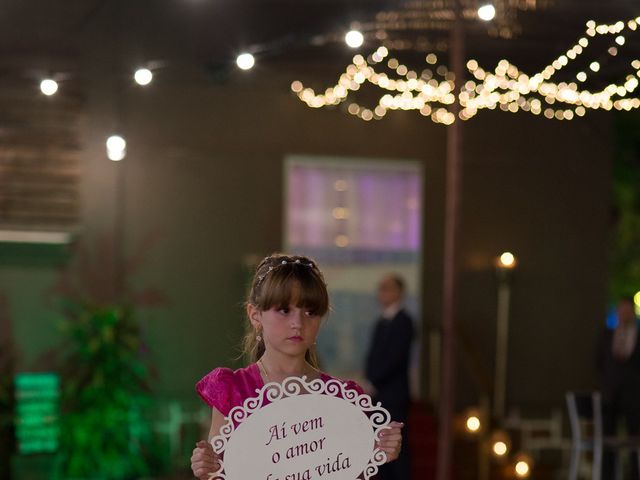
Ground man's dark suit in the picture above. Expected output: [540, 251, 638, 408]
[597, 325, 640, 480]
[365, 308, 414, 480]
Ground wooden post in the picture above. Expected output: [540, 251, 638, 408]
[436, 1, 464, 479]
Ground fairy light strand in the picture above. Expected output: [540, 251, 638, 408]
[292, 16, 640, 123]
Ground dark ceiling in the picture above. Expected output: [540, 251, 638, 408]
[0, 0, 639, 87]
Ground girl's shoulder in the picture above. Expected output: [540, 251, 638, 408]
[195, 364, 261, 414]
[197, 364, 257, 385]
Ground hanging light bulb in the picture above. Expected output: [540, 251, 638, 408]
[134, 68, 153, 86]
[463, 407, 482, 434]
[490, 430, 511, 458]
[236, 53, 255, 70]
[498, 251, 516, 268]
[345, 30, 364, 48]
[478, 4, 496, 21]
[106, 135, 126, 161]
[514, 453, 533, 478]
[40, 79, 58, 96]
[466, 415, 481, 432]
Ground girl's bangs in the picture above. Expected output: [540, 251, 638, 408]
[258, 268, 329, 316]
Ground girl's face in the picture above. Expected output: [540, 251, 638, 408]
[249, 298, 321, 359]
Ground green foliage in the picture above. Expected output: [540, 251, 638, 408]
[49, 233, 167, 479]
[0, 343, 15, 479]
[611, 112, 640, 300]
[53, 304, 152, 480]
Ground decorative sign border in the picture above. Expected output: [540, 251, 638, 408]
[209, 376, 391, 479]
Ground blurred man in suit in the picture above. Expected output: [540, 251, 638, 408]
[598, 296, 640, 480]
[365, 274, 414, 480]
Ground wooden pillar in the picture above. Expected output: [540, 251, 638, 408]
[436, 1, 464, 479]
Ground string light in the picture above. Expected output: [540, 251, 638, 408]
[463, 407, 482, 433]
[236, 53, 255, 70]
[335, 235, 349, 247]
[478, 4, 496, 22]
[498, 252, 516, 268]
[466, 415, 481, 432]
[514, 453, 533, 478]
[490, 430, 511, 459]
[106, 135, 126, 161]
[515, 461, 530, 477]
[40, 79, 58, 96]
[134, 68, 153, 86]
[345, 30, 364, 48]
[332, 207, 349, 219]
[493, 441, 508, 456]
[293, 16, 640, 123]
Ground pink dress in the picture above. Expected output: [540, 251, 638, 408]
[196, 363, 362, 416]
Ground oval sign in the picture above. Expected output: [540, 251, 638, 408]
[210, 376, 390, 480]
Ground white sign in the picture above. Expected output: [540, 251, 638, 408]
[210, 377, 391, 480]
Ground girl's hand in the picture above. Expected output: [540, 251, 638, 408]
[191, 440, 220, 479]
[376, 421, 404, 463]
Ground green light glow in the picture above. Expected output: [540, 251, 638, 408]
[15, 372, 59, 454]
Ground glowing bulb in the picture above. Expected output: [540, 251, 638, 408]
[106, 135, 125, 152]
[514, 453, 533, 477]
[493, 441, 508, 456]
[616, 35, 626, 46]
[40, 79, 58, 96]
[478, 4, 496, 21]
[466, 416, 481, 432]
[515, 461, 530, 477]
[334, 180, 348, 192]
[332, 207, 349, 219]
[590, 62, 600, 72]
[345, 30, 364, 48]
[335, 235, 349, 248]
[106, 135, 126, 161]
[499, 252, 516, 268]
[236, 53, 255, 70]
[577, 72, 587, 82]
[134, 68, 153, 86]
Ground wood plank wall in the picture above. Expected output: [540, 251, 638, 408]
[0, 73, 83, 232]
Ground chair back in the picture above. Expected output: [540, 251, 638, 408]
[566, 391, 603, 448]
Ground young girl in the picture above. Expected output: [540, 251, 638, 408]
[190, 253, 404, 479]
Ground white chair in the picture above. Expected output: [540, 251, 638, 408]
[505, 407, 572, 455]
[566, 391, 640, 480]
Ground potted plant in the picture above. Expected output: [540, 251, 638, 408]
[51, 234, 166, 479]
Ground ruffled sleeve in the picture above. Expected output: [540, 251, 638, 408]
[195, 367, 235, 415]
[319, 373, 365, 397]
[343, 379, 365, 396]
